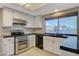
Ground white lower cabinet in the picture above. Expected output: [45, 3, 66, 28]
[2, 37, 14, 56]
[28, 35, 35, 48]
[43, 36, 79, 56]
[43, 36, 64, 55]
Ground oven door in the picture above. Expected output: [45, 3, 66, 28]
[18, 40, 28, 50]
[15, 36, 29, 54]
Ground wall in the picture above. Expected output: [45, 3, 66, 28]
[13, 24, 35, 34]
[44, 7, 79, 18]
[0, 8, 3, 55]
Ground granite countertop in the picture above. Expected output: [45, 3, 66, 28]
[3, 33, 79, 38]
[3, 32, 79, 38]
[2, 33, 68, 38]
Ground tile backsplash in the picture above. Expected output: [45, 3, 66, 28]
[13, 24, 35, 34]
[1, 24, 35, 35]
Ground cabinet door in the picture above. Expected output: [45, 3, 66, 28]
[52, 37, 64, 55]
[28, 35, 35, 47]
[25, 15, 35, 28]
[2, 37, 14, 56]
[6, 37, 14, 56]
[2, 38, 7, 55]
[53, 41, 62, 55]
[27, 19, 35, 28]
[43, 36, 56, 53]
[35, 16, 42, 28]
[3, 8, 13, 27]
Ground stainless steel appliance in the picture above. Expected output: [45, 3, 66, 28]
[15, 36, 29, 54]
[11, 30, 29, 54]
[36, 35, 43, 49]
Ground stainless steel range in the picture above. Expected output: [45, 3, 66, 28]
[16, 36, 29, 54]
[11, 30, 29, 54]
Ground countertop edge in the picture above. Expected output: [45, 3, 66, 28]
[2, 33, 67, 38]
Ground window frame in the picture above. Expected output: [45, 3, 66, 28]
[45, 12, 78, 34]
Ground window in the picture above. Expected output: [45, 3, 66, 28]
[45, 16, 77, 34]
[45, 19, 58, 33]
[45, 14, 78, 49]
[59, 16, 77, 34]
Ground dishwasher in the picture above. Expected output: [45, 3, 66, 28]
[36, 35, 43, 49]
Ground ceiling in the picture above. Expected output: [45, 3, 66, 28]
[17, 3, 48, 11]
[0, 3, 79, 16]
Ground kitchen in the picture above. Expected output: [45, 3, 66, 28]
[0, 3, 79, 56]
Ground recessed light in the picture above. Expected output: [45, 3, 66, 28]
[25, 4, 30, 7]
[54, 9, 58, 12]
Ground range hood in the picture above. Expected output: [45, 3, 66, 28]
[13, 19, 27, 25]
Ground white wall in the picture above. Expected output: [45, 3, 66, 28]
[0, 8, 3, 55]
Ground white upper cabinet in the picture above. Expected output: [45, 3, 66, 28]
[2, 8, 42, 28]
[12, 11, 35, 28]
[34, 16, 42, 28]
[25, 15, 35, 28]
[13, 11, 27, 20]
[2, 8, 13, 27]
[26, 16, 42, 28]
